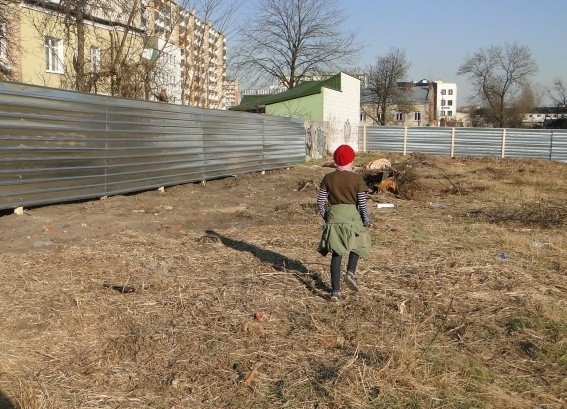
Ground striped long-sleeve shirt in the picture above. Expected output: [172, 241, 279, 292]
[317, 170, 372, 227]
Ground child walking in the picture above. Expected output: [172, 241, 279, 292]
[317, 144, 372, 301]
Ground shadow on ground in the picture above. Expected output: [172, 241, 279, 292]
[205, 230, 330, 298]
[0, 392, 17, 409]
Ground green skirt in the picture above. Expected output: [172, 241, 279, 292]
[318, 204, 371, 258]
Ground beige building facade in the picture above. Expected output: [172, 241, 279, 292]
[3, 0, 226, 108]
[361, 80, 458, 127]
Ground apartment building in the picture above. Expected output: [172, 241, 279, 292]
[522, 106, 567, 128]
[14, 0, 148, 95]
[3, 0, 226, 107]
[436, 80, 458, 124]
[223, 77, 241, 109]
[177, 8, 226, 109]
[361, 79, 458, 126]
[145, 0, 183, 104]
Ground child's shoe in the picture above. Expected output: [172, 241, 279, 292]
[330, 291, 343, 302]
[345, 271, 359, 291]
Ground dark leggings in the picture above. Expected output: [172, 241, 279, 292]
[330, 252, 359, 292]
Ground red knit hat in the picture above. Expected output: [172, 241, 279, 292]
[333, 144, 355, 166]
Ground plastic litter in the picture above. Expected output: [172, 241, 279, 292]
[377, 203, 395, 208]
[428, 202, 446, 209]
[497, 252, 509, 260]
[532, 241, 550, 249]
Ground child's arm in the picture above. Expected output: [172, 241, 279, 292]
[316, 188, 328, 220]
[357, 192, 372, 227]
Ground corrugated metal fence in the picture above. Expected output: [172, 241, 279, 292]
[360, 126, 567, 162]
[3, 81, 566, 211]
[0, 82, 306, 211]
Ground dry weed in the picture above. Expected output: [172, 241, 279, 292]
[0, 154, 565, 408]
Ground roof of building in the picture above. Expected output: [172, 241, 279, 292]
[231, 73, 343, 112]
[529, 106, 567, 115]
[361, 85, 430, 105]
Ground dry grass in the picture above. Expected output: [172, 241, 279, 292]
[0, 153, 565, 408]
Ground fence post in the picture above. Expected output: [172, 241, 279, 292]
[451, 127, 456, 158]
[363, 124, 367, 152]
[549, 130, 554, 161]
[501, 128, 507, 158]
[403, 126, 408, 155]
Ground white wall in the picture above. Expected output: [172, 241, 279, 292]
[157, 38, 182, 104]
[322, 73, 361, 153]
[436, 81, 458, 122]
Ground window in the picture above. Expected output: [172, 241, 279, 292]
[447, 111, 453, 116]
[441, 99, 446, 106]
[441, 89, 446, 95]
[395, 112, 403, 121]
[447, 100, 453, 106]
[90, 46, 100, 73]
[441, 111, 446, 117]
[448, 89, 453, 95]
[0, 22, 6, 61]
[414, 112, 421, 121]
[45, 37, 64, 73]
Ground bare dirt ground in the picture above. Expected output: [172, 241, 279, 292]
[0, 152, 566, 409]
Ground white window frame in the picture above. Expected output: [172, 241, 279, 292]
[90, 45, 101, 73]
[395, 112, 403, 121]
[414, 112, 421, 121]
[45, 36, 64, 73]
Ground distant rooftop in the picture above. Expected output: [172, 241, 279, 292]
[231, 73, 343, 112]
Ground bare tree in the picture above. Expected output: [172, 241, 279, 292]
[0, 0, 20, 81]
[233, 0, 360, 90]
[25, 0, 147, 96]
[17, 0, 238, 105]
[508, 83, 544, 127]
[26, 0, 179, 100]
[362, 48, 411, 126]
[457, 43, 538, 128]
[549, 78, 567, 108]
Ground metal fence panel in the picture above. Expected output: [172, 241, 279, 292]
[454, 128, 504, 158]
[0, 82, 306, 211]
[0, 83, 109, 207]
[550, 130, 567, 162]
[407, 127, 452, 156]
[104, 97, 206, 194]
[263, 116, 306, 169]
[362, 126, 405, 152]
[504, 129, 553, 160]
[201, 109, 265, 179]
[362, 126, 567, 163]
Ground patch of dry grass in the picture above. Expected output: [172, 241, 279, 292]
[0, 153, 565, 408]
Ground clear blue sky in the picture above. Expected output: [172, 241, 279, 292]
[339, 0, 566, 106]
[228, 0, 566, 107]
